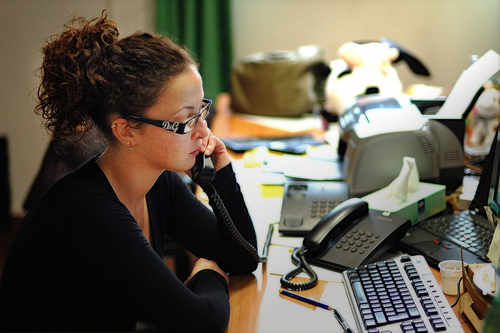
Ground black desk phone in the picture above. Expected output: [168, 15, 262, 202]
[280, 198, 411, 291]
[279, 180, 349, 236]
[191, 153, 265, 264]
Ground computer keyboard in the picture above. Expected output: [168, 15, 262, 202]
[419, 210, 493, 261]
[343, 255, 464, 332]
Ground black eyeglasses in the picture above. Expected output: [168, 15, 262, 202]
[124, 98, 212, 134]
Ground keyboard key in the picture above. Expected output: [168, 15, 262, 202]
[364, 319, 377, 328]
[374, 311, 387, 325]
[361, 309, 372, 315]
[400, 255, 411, 262]
[363, 314, 374, 321]
[425, 307, 439, 316]
[407, 307, 420, 318]
[359, 303, 370, 310]
[352, 280, 367, 304]
[401, 323, 415, 333]
[433, 322, 446, 331]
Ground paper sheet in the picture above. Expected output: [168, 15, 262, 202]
[238, 113, 324, 133]
[437, 50, 500, 118]
[256, 276, 352, 333]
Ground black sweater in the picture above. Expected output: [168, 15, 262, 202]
[0, 157, 258, 332]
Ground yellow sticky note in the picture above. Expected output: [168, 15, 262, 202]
[261, 185, 284, 198]
[242, 147, 268, 168]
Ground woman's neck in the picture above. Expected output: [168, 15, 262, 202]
[96, 146, 161, 208]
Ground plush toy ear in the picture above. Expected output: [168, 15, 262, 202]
[353, 38, 431, 76]
[338, 42, 364, 68]
[381, 37, 431, 76]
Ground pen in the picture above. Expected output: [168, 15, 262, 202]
[259, 223, 274, 263]
[280, 289, 353, 333]
[333, 308, 353, 333]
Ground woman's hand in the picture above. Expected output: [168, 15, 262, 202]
[201, 131, 231, 171]
[184, 257, 229, 286]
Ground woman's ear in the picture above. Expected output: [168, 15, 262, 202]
[110, 118, 136, 149]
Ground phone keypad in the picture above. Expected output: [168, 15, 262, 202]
[310, 200, 338, 218]
[337, 229, 381, 255]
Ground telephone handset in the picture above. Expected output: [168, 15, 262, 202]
[280, 198, 410, 291]
[191, 153, 216, 186]
[191, 153, 264, 264]
[303, 198, 369, 254]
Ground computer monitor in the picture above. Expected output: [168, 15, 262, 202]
[488, 124, 500, 217]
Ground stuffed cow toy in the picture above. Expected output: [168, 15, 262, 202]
[324, 38, 430, 115]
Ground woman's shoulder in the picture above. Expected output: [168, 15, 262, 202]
[25, 157, 125, 228]
[49, 157, 114, 203]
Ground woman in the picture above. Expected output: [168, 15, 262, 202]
[0, 12, 258, 332]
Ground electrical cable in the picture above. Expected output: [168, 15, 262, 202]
[451, 276, 463, 308]
[200, 182, 263, 264]
[280, 247, 318, 291]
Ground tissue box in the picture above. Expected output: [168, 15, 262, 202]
[362, 182, 446, 225]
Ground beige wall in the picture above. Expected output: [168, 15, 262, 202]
[1, 0, 499, 215]
[232, 0, 500, 92]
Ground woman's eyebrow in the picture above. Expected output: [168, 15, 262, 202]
[170, 106, 197, 120]
[172, 105, 195, 115]
[172, 99, 204, 116]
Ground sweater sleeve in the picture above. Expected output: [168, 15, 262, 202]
[166, 164, 259, 274]
[69, 196, 230, 333]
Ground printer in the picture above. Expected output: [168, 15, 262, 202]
[338, 94, 464, 195]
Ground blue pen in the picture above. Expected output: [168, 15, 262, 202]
[280, 289, 353, 333]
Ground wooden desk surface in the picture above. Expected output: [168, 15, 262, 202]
[210, 95, 474, 333]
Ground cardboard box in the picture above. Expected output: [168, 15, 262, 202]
[362, 182, 446, 225]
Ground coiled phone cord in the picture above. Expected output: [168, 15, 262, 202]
[200, 182, 263, 264]
[280, 247, 318, 291]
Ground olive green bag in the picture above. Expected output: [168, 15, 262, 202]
[230, 46, 329, 117]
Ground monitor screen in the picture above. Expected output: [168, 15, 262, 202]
[489, 124, 500, 217]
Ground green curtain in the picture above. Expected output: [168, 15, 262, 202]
[155, 0, 232, 100]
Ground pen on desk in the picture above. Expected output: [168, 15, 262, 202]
[333, 308, 353, 333]
[279, 289, 353, 333]
[259, 223, 274, 263]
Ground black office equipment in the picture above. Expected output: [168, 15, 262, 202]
[337, 94, 465, 195]
[222, 134, 324, 154]
[280, 198, 411, 291]
[278, 180, 349, 236]
[303, 198, 411, 272]
[343, 254, 464, 332]
[400, 123, 500, 267]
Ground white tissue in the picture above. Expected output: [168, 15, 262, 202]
[386, 157, 420, 202]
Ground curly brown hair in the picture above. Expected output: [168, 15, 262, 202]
[36, 10, 195, 142]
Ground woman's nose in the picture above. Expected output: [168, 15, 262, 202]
[191, 118, 210, 139]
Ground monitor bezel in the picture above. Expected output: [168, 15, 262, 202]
[488, 124, 500, 217]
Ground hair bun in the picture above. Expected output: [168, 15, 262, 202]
[36, 11, 119, 140]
